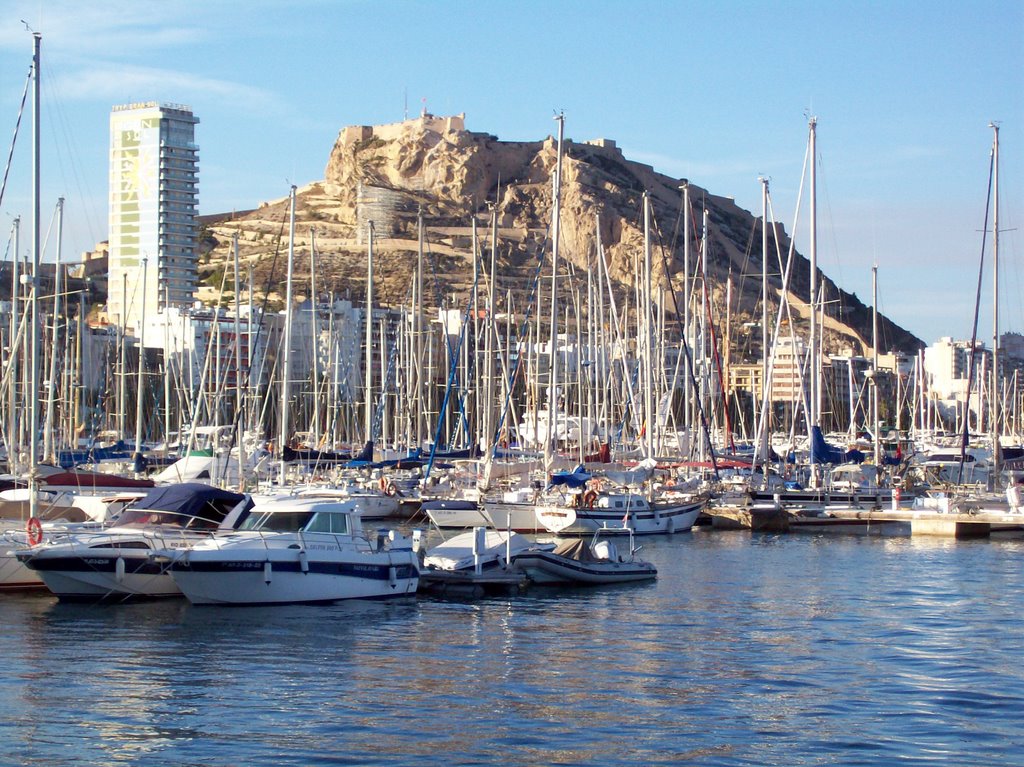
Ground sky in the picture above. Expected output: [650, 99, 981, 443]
[0, 0, 1021, 347]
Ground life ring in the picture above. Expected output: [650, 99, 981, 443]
[26, 517, 43, 547]
[385, 481, 398, 497]
[583, 490, 598, 508]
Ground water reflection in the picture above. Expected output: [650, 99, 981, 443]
[1, 533, 1022, 766]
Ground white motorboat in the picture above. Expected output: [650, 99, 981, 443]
[16, 483, 253, 600]
[512, 527, 657, 585]
[536, 491, 706, 536]
[423, 527, 549, 571]
[161, 494, 420, 605]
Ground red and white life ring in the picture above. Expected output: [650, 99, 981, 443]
[26, 517, 43, 547]
[583, 490, 598, 508]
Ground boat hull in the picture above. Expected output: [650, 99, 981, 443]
[0, 548, 45, 590]
[481, 501, 546, 533]
[513, 550, 656, 584]
[422, 500, 490, 529]
[168, 538, 419, 605]
[17, 550, 182, 599]
[537, 499, 705, 535]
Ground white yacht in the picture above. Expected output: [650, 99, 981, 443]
[16, 483, 253, 600]
[161, 494, 420, 605]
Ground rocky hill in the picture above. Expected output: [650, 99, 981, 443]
[198, 113, 924, 360]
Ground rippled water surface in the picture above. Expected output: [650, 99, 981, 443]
[2, 531, 1022, 766]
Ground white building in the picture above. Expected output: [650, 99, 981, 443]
[108, 102, 199, 336]
[145, 305, 268, 403]
[924, 336, 987, 402]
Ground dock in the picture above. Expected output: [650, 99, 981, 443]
[822, 508, 1024, 538]
[707, 505, 1024, 538]
[418, 567, 529, 598]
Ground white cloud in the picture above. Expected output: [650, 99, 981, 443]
[51, 62, 284, 114]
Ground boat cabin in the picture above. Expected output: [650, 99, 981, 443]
[238, 497, 363, 535]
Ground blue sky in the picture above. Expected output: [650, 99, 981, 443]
[0, 0, 1021, 346]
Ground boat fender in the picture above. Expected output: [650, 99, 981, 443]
[583, 490, 598, 508]
[666, 517, 675, 535]
[299, 549, 309, 574]
[263, 561, 273, 584]
[115, 556, 126, 583]
[26, 517, 43, 547]
[389, 566, 397, 588]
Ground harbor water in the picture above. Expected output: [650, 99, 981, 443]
[1, 530, 1022, 766]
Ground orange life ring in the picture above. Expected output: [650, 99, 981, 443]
[583, 490, 598, 508]
[26, 517, 43, 547]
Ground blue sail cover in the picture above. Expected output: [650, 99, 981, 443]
[548, 465, 593, 490]
[810, 426, 864, 465]
[130, 483, 249, 516]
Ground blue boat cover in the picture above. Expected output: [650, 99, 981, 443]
[548, 465, 593, 489]
[809, 426, 864, 465]
[131, 482, 249, 517]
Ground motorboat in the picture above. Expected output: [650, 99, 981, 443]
[16, 483, 253, 600]
[512, 526, 657, 585]
[423, 527, 550, 572]
[0, 492, 141, 591]
[160, 494, 420, 605]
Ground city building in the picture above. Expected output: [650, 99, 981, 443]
[107, 102, 199, 337]
[923, 336, 988, 402]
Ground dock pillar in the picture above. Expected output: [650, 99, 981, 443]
[911, 518, 991, 539]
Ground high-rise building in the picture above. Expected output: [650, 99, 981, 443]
[108, 102, 199, 337]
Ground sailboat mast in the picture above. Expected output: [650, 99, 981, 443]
[134, 257, 148, 471]
[681, 181, 691, 434]
[544, 113, 565, 472]
[759, 177, 770, 462]
[642, 191, 654, 460]
[8, 216, 19, 475]
[872, 264, 880, 466]
[232, 233, 246, 489]
[808, 117, 820, 430]
[415, 210, 424, 450]
[279, 185, 297, 481]
[43, 198, 63, 463]
[990, 122, 1000, 478]
[364, 220, 375, 454]
[309, 227, 319, 448]
[28, 31, 41, 521]
[483, 204, 497, 454]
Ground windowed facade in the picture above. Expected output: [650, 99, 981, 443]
[108, 102, 199, 338]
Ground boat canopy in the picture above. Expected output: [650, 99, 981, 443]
[548, 465, 592, 489]
[124, 483, 250, 519]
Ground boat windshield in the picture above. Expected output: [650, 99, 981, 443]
[305, 511, 350, 535]
[239, 510, 314, 532]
